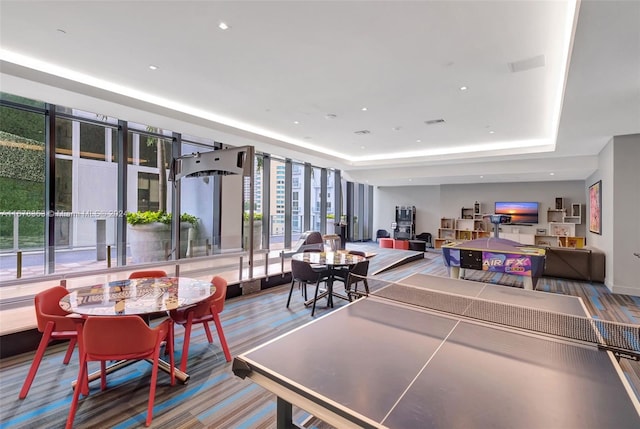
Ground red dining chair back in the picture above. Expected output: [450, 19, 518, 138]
[66, 316, 174, 428]
[128, 270, 168, 279]
[168, 276, 231, 372]
[19, 286, 78, 399]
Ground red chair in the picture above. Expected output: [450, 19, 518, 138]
[128, 270, 168, 279]
[66, 316, 174, 428]
[19, 286, 78, 399]
[169, 276, 231, 372]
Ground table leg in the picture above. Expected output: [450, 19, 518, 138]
[449, 266, 461, 279]
[276, 396, 296, 429]
[71, 358, 189, 389]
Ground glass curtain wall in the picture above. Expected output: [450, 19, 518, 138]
[0, 95, 46, 277]
[126, 124, 176, 263]
[1, 92, 374, 280]
[180, 139, 219, 257]
[291, 162, 305, 243]
[311, 167, 322, 232]
[55, 109, 120, 271]
[269, 158, 286, 250]
[327, 169, 337, 234]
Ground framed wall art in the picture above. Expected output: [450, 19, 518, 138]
[589, 180, 602, 234]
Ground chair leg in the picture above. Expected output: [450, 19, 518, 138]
[213, 313, 232, 362]
[179, 315, 194, 373]
[62, 337, 77, 364]
[100, 361, 107, 391]
[311, 280, 321, 317]
[363, 279, 370, 295]
[146, 350, 160, 426]
[286, 279, 296, 308]
[19, 322, 54, 399]
[203, 321, 213, 343]
[66, 353, 88, 429]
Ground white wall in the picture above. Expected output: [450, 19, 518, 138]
[374, 181, 586, 240]
[612, 135, 640, 294]
[587, 139, 613, 288]
[373, 186, 441, 237]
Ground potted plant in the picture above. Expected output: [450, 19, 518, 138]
[127, 211, 198, 263]
[243, 212, 263, 250]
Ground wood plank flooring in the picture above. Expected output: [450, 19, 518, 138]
[1, 243, 639, 428]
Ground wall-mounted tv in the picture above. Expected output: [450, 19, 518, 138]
[494, 201, 539, 224]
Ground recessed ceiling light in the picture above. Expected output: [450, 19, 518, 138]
[416, 139, 421, 143]
[360, 146, 366, 149]
[293, 121, 300, 125]
[550, 172, 555, 176]
[460, 86, 468, 91]
[148, 65, 159, 70]
[489, 130, 495, 134]
[218, 22, 230, 30]
[480, 175, 484, 179]
[361, 107, 368, 111]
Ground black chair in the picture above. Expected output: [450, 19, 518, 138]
[345, 260, 370, 300]
[416, 232, 433, 248]
[298, 231, 325, 252]
[287, 259, 328, 316]
[376, 229, 391, 242]
[304, 231, 323, 245]
[333, 250, 366, 281]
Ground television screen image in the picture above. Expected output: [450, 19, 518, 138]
[494, 202, 539, 224]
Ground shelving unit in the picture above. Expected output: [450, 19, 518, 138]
[435, 215, 489, 248]
[558, 236, 585, 248]
[547, 204, 582, 224]
[547, 208, 567, 223]
[564, 203, 582, 224]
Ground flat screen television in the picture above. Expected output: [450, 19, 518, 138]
[494, 201, 539, 224]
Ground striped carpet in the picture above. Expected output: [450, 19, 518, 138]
[1, 243, 639, 428]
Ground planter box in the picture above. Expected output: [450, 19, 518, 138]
[243, 221, 262, 250]
[128, 222, 192, 263]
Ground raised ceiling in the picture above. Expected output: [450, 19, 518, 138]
[1, 1, 638, 186]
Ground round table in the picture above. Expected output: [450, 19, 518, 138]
[59, 277, 215, 316]
[59, 277, 215, 385]
[291, 251, 366, 308]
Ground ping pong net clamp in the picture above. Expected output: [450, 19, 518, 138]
[371, 281, 640, 362]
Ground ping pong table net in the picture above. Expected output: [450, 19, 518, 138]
[357, 277, 640, 362]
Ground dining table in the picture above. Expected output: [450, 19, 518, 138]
[291, 251, 366, 308]
[59, 276, 215, 385]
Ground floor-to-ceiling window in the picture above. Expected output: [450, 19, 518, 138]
[1, 92, 374, 281]
[269, 158, 286, 249]
[291, 162, 305, 242]
[55, 110, 120, 269]
[0, 95, 46, 277]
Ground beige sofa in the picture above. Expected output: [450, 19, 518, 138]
[542, 246, 605, 283]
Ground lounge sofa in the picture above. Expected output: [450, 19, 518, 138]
[542, 246, 605, 283]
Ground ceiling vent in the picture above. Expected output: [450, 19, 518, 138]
[508, 54, 546, 73]
[354, 130, 371, 135]
[424, 119, 445, 125]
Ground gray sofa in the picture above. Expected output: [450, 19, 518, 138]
[542, 246, 605, 283]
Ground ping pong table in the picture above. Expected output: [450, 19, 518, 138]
[233, 273, 640, 428]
